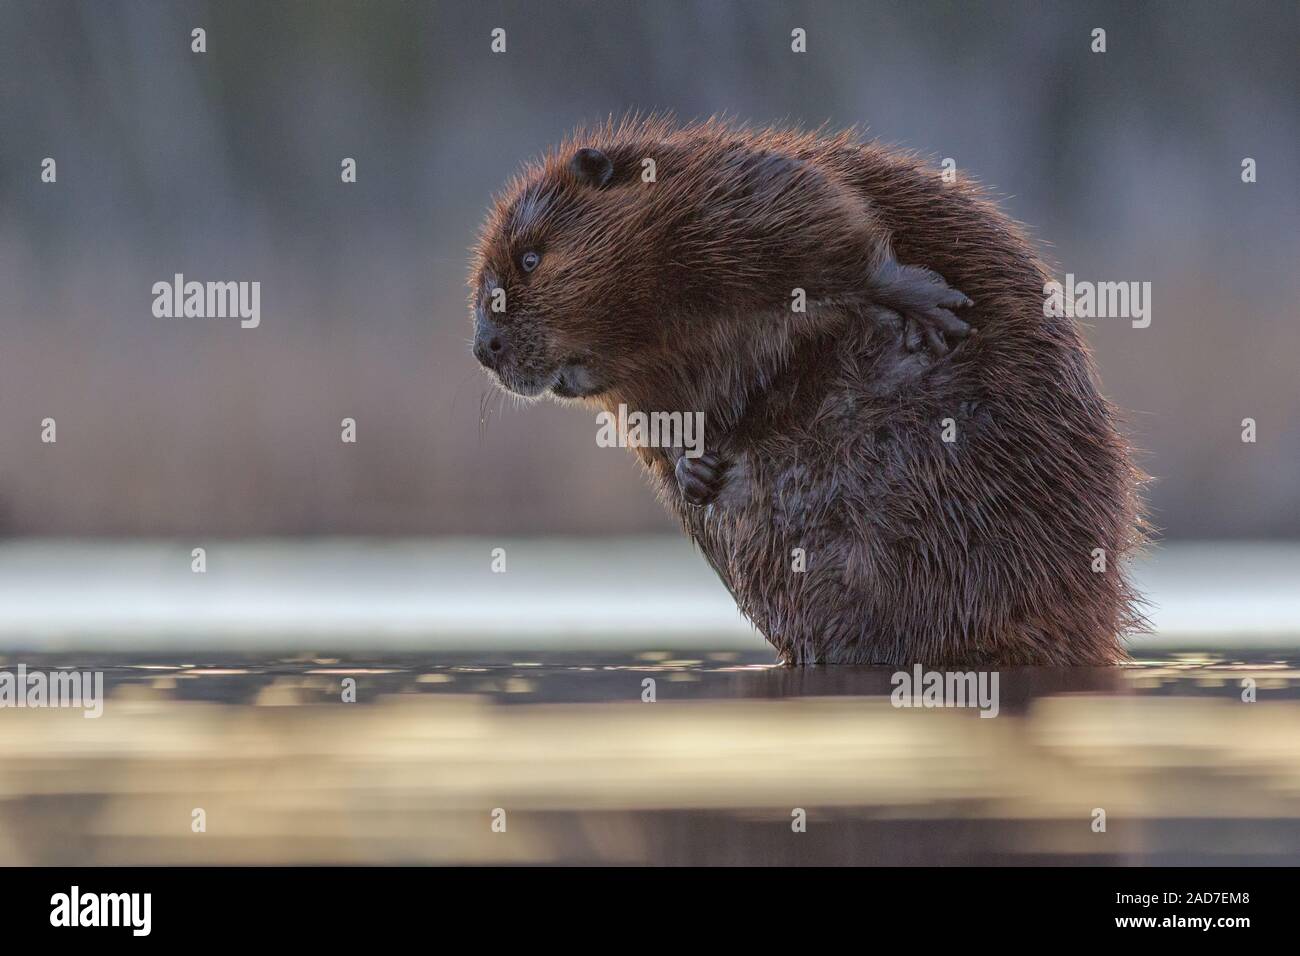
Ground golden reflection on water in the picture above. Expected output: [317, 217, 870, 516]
[1, 653, 1298, 864]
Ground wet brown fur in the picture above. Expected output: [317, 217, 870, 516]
[470, 115, 1147, 665]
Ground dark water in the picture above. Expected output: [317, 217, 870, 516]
[2, 651, 1298, 865]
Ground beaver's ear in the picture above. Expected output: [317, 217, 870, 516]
[569, 147, 614, 188]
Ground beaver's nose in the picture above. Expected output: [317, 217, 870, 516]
[473, 317, 510, 370]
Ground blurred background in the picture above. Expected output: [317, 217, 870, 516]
[0, 1, 1298, 866]
[1, 0, 1296, 539]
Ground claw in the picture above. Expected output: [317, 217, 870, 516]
[923, 323, 948, 355]
[904, 317, 925, 352]
[927, 306, 973, 338]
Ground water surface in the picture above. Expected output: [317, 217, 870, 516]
[2, 650, 1297, 865]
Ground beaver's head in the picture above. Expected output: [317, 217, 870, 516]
[469, 144, 674, 400]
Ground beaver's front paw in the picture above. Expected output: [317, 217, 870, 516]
[870, 260, 973, 357]
[675, 451, 728, 506]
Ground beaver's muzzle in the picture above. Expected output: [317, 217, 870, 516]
[472, 314, 511, 372]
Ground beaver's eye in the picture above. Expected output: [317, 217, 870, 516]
[520, 251, 541, 273]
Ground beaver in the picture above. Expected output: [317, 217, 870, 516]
[468, 115, 1146, 665]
